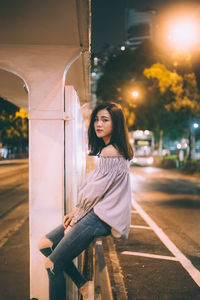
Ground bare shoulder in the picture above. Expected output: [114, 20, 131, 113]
[101, 145, 121, 157]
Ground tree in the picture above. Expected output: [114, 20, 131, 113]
[0, 98, 28, 155]
[144, 63, 200, 159]
[131, 78, 186, 153]
[96, 40, 165, 127]
[96, 41, 199, 156]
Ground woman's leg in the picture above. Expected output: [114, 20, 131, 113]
[39, 225, 88, 299]
[39, 210, 111, 299]
[43, 210, 110, 300]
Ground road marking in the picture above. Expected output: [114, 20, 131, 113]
[0, 216, 28, 248]
[121, 251, 179, 261]
[0, 201, 29, 248]
[132, 196, 200, 288]
[130, 225, 152, 230]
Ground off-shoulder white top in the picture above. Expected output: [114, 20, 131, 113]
[72, 155, 132, 239]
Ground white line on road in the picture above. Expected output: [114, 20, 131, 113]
[0, 201, 29, 248]
[0, 216, 28, 248]
[121, 251, 179, 261]
[132, 196, 200, 288]
[130, 225, 152, 230]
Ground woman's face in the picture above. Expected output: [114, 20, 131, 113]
[94, 109, 113, 143]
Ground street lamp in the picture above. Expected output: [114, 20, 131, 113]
[132, 90, 139, 98]
[166, 17, 199, 52]
[188, 123, 199, 160]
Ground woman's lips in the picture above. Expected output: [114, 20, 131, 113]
[96, 129, 103, 133]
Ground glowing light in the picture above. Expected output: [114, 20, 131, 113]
[144, 130, 150, 135]
[94, 57, 98, 66]
[177, 143, 182, 149]
[121, 46, 125, 51]
[167, 17, 199, 51]
[147, 157, 154, 164]
[132, 91, 139, 98]
[193, 123, 199, 129]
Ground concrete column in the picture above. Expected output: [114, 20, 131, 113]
[65, 85, 86, 213]
[64, 85, 86, 299]
[0, 45, 85, 299]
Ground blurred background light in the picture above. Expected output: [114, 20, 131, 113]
[132, 90, 139, 98]
[193, 123, 199, 129]
[167, 17, 199, 51]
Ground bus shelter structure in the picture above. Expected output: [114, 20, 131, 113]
[0, 1, 91, 299]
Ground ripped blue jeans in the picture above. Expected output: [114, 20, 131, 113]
[39, 209, 111, 300]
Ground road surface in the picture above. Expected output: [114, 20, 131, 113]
[0, 159, 29, 300]
[1, 160, 200, 299]
[105, 166, 200, 300]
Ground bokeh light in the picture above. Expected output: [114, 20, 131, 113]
[132, 90, 139, 98]
[166, 17, 199, 51]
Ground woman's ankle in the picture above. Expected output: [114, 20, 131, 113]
[79, 281, 94, 299]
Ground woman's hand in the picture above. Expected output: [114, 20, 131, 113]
[62, 208, 78, 228]
[64, 219, 76, 235]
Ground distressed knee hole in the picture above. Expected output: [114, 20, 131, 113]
[44, 257, 54, 270]
[38, 236, 53, 250]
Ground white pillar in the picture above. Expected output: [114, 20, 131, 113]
[65, 85, 86, 213]
[29, 84, 86, 300]
[64, 85, 86, 299]
[0, 45, 86, 299]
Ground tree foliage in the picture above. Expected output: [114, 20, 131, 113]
[96, 41, 200, 154]
[0, 98, 28, 153]
[96, 40, 165, 128]
[144, 63, 200, 117]
[143, 63, 200, 158]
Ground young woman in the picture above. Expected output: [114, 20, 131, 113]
[38, 102, 134, 300]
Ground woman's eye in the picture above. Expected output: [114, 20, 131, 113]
[94, 118, 109, 122]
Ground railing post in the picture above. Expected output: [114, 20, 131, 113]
[94, 239, 113, 300]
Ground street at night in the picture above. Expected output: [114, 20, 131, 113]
[1, 160, 200, 299]
[0, 159, 29, 300]
[104, 166, 200, 300]
[1, 0, 200, 299]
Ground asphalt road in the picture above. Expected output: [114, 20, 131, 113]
[0, 160, 200, 300]
[107, 166, 200, 300]
[0, 159, 29, 300]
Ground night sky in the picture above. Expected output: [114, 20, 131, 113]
[91, 0, 200, 53]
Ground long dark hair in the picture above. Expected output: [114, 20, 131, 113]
[88, 102, 134, 160]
